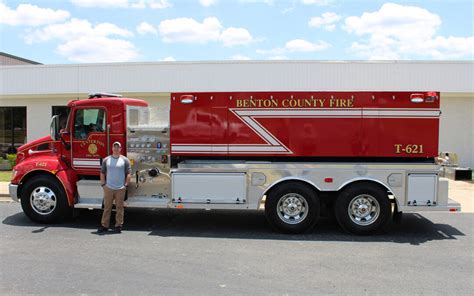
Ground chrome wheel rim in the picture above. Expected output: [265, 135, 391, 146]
[30, 186, 57, 215]
[277, 193, 308, 225]
[348, 194, 380, 226]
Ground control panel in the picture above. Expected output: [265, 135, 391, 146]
[126, 127, 171, 200]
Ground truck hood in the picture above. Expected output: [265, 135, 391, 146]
[17, 136, 52, 153]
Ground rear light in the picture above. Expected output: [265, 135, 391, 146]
[410, 93, 424, 103]
[324, 177, 333, 183]
[180, 95, 194, 104]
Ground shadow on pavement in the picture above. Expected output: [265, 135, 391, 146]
[2, 208, 466, 245]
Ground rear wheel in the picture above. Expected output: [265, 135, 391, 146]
[20, 175, 71, 223]
[335, 183, 391, 235]
[265, 182, 320, 234]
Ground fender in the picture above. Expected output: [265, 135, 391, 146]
[13, 155, 78, 206]
[259, 177, 322, 205]
[55, 169, 78, 206]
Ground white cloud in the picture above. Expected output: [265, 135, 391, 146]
[301, 0, 331, 6]
[199, 0, 217, 7]
[231, 54, 251, 60]
[308, 12, 341, 31]
[137, 22, 157, 35]
[268, 55, 288, 60]
[149, 0, 172, 9]
[220, 27, 253, 46]
[257, 38, 330, 56]
[23, 18, 138, 63]
[0, 2, 70, 26]
[24, 19, 133, 43]
[238, 0, 274, 5]
[160, 56, 176, 61]
[159, 17, 222, 43]
[285, 39, 330, 52]
[57, 36, 137, 63]
[70, 0, 171, 9]
[70, 0, 129, 8]
[344, 3, 474, 59]
[159, 17, 254, 46]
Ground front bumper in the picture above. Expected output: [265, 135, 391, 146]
[9, 184, 19, 202]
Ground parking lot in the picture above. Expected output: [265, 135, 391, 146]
[1, 200, 473, 295]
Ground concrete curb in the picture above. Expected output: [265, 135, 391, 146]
[0, 181, 9, 198]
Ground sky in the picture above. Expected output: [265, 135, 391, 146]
[0, 0, 473, 64]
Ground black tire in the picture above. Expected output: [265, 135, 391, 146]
[265, 182, 320, 234]
[20, 175, 71, 223]
[335, 183, 391, 235]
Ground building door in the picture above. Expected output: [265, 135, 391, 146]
[0, 107, 26, 156]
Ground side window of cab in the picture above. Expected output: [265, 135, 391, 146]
[73, 108, 106, 140]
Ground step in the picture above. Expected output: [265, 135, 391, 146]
[75, 196, 170, 209]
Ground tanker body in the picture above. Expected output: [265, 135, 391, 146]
[9, 92, 460, 234]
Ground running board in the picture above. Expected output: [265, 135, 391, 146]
[75, 197, 170, 209]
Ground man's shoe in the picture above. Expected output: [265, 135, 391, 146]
[114, 226, 122, 233]
[97, 226, 108, 233]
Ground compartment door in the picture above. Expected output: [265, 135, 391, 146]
[172, 173, 246, 204]
[407, 174, 437, 206]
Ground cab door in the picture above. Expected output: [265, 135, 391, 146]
[70, 107, 108, 175]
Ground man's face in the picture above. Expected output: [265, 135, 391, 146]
[112, 145, 121, 154]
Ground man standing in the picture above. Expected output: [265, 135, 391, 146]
[98, 142, 131, 233]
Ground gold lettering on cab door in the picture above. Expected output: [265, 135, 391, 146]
[236, 97, 354, 108]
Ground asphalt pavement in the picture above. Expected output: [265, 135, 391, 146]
[1, 202, 473, 295]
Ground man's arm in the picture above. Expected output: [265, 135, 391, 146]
[124, 157, 131, 187]
[100, 157, 107, 186]
[125, 172, 131, 187]
[100, 172, 106, 186]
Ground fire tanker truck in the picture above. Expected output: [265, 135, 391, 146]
[9, 91, 460, 234]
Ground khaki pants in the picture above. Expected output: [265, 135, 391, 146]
[101, 186, 126, 228]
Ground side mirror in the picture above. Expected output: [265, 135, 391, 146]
[50, 115, 60, 141]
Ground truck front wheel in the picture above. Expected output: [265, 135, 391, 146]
[335, 183, 391, 235]
[265, 182, 320, 234]
[20, 175, 71, 223]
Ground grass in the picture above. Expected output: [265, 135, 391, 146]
[0, 171, 12, 182]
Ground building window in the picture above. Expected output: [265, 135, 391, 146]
[52, 106, 70, 130]
[0, 107, 27, 155]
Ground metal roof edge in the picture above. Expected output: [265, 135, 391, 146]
[0, 59, 473, 70]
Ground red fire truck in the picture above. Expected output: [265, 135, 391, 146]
[9, 91, 460, 234]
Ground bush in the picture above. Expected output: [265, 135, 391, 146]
[6, 154, 16, 168]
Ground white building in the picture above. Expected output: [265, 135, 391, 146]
[0, 58, 473, 167]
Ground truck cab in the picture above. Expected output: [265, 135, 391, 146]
[9, 93, 149, 222]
